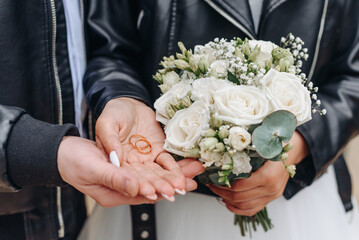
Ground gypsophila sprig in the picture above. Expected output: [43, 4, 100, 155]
[153, 35, 326, 236]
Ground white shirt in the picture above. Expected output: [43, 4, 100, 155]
[248, 0, 264, 34]
[62, 0, 87, 137]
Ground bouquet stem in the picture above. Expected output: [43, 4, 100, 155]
[234, 207, 273, 237]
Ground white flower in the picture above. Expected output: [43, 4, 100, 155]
[154, 81, 192, 125]
[210, 60, 228, 78]
[199, 145, 223, 167]
[213, 85, 271, 126]
[248, 40, 278, 67]
[262, 69, 312, 125]
[159, 71, 180, 93]
[163, 101, 210, 157]
[191, 77, 234, 104]
[222, 152, 252, 175]
[228, 127, 251, 151]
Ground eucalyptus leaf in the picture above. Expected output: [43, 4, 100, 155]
[232, 173, 251, 180]
[262, 110, 297, 142]
[252, 111, 297, 159]
[248, 123, 260, 134]
[269, 154, 281, 162]
[250, 157, 266, 171]
[197, 172, 210, 185]
[252, 128, 283, 159]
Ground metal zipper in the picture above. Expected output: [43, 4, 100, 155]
[49, 0, 65, 238]
[204, 0, 255, 40]
[308, 0, 328, 81]
[79, 0, 87, 66]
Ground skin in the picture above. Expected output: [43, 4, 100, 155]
[57, 136, 204, 207]
[94, 97, 204, 200]
[209, 131, 309, 216]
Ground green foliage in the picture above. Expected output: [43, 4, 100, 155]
[227, 71, 241, 85]
[252, 111, 297, 159]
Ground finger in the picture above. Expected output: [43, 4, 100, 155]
[155, 153, 186, 190]
[225, 202, 267, 217]
[223, 194, 279, 211]
[185, 178, 198, 192]
[95, 117, 124, 164]
[121, 162, 158, 200]
[209, 184, 268, 202]
[178, 159, 205, 178]
[130, 162, 176, 199]
[87, 185, 155, 207]
[94, 161, 140, 197]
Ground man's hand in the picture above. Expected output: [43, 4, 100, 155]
[95, 97, 198, 200]
[57, 136, 204, 207]
[209, 131, 309, 216]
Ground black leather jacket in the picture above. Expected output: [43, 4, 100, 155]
[85, 0, 359, 212]
[0, 1, 86, 239]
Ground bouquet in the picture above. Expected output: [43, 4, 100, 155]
[153, 34, 325, 236]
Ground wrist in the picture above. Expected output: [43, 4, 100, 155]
[287, 131, 309, 165]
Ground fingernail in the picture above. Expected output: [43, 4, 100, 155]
[216, 197, 225, 206]
[174, 188, 186, 195]
[145, 194, 158, 201]
[109, 151, 120, 167]
[161, 193, 175, 202]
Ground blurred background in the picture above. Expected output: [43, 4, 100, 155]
[345, 136, 359, 203]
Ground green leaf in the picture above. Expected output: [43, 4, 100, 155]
[197, 172, 210, 185]
[252, 110, 297, 159]
[269, 154, 281, 162]
[262, 110, 297, 142]
[227, 71, 241, 85]
[248, 124, 260, 134]
[232, 172, 251, 180]
[250, 157, 266, 171]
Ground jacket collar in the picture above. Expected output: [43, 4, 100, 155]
[204, 0, 289, 39]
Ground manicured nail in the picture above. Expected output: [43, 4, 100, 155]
[174, 188, 186, 195]
[216, 197, 225, 206]
[109, 151, 120, 167]
[145, 194, 158, 201]
[161, 193, 175, 202]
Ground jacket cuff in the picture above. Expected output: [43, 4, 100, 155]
[6, 114, 79, 187]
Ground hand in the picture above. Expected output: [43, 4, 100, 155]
[57, 136, 204, 207]
[209, 131, 309, 216]
[57, 136, 143, 206]
[95, 98, 192, 199]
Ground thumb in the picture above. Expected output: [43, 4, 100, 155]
[95, 116, 126, 166]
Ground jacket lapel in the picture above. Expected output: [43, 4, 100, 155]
[204, 0, 290, 39]
[204, 0, 256, 39]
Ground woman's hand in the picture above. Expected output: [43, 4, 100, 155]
[209, 131, 309, 216]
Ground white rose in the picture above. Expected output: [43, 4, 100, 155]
[248, 40, 277, 67]
[210, 60, 228, 78]
[163, 101, 210, 157]
[159, 71, 180, 93]
[262, 69, 312, 125]
[228, 127, 251, 151]
[154, 81, 192, 125]
[213, 85, 270, 126]
[191, 77, 235, 104]
[221, 152, 252, 175]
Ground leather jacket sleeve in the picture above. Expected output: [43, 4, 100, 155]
[84, 0, 152, 119]
[0, 105, 79, 192]
[286, 0, 359, 197]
